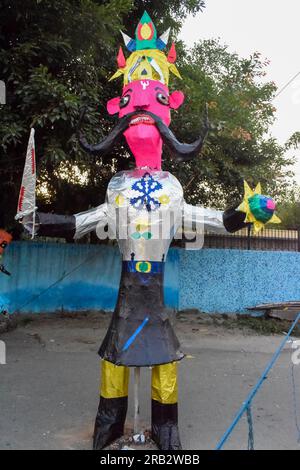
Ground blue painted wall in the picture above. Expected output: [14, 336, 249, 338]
[1, 242, 300, 314]
[0, 242, 179, 313]
[178, 249, 300, 313]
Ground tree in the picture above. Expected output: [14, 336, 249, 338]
[274, 184, 300, 229]
[0, 0, 206, 234]
[0, 0, 294, 236]
[277, 201, 300, 230]
[164, 39, 295, 208]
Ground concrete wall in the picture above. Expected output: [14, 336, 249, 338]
[178, 249, 300, 313]
[1, 242, 300, 314]
[0, 242, 179, 313]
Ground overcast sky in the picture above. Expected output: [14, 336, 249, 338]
[180, 0, 300, 182]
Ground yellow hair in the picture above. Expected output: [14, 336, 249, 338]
[109, 49, 181, 86]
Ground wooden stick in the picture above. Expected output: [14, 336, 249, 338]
[133, 367, 140, 435]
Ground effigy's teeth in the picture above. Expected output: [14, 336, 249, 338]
[130, 115, 155, 126]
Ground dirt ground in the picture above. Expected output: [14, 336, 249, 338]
[0, 311, 300, 450]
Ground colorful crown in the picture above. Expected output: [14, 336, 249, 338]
[109, 11, 181, 86]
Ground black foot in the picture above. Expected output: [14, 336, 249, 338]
[152, 423, 182, 450]
[151, 400, 182, 450]
[93, 396, 128, 450]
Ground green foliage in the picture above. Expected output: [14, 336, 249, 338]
[0, 0, 207, 232]
[0, 0, 133, 230]
[285, 131, 300, 151]
[277, 202, 300, 229]
[165, 39, 294, 208]
[276, 186, 300, 229]
[0, 0, 295, 235]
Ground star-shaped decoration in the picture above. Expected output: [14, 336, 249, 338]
[237, 181, 281, 233]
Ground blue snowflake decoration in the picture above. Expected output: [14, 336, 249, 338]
[130, 173, 162, 212]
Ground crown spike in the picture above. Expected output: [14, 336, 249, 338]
[120, 30, 136, 52]
[113, 13, 181, 85]
[117, 46, 126, 68]
[135, 10, 157, 50]
[167, 42, 177, 63]
[156, 27, 170, 50]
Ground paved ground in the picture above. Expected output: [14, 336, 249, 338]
[0, 312, 300, 450]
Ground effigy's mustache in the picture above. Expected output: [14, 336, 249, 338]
[77, 108, 208, 162]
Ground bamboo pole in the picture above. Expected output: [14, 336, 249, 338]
[133, 367, 140, 435]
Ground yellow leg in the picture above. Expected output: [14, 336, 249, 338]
[94, 360, 130, 450]
[151, 362, 181, 450]
[100, 360, 130, 399]
[151, 362, 178, 404]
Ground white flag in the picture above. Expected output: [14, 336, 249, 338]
[15, 128, 37, 238]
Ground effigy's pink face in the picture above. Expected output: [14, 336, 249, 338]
[106, 80, 184, 169]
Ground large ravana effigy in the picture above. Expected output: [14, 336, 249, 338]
[17, 11, 280, 450]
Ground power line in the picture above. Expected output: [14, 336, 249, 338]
[273, 71, 300, 100]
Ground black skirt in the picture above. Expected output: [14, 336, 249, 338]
[98, 263, 184, 367]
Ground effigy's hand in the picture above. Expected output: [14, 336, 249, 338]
[237, 180, 281, 233]
[20, 213, 39, 236]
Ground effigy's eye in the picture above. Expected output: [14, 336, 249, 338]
[156, 92, 169, 105]
[120, 95, 131, 108]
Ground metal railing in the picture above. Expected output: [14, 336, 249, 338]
[204, 227, 300, 252]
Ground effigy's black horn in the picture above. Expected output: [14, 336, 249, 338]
[77, 108, 131, 157]
[153, 105, 210, 162]
[157, 123, 208, 162]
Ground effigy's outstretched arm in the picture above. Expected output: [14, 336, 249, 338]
[183, 181, 280, 236]
[222, 207, 249, 233]
[74, 203, 108, 239]
[22, 203, 108, 240]
[183, 202, 248, 235]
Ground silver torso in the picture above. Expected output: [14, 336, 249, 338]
[106, 169, 184, 262]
